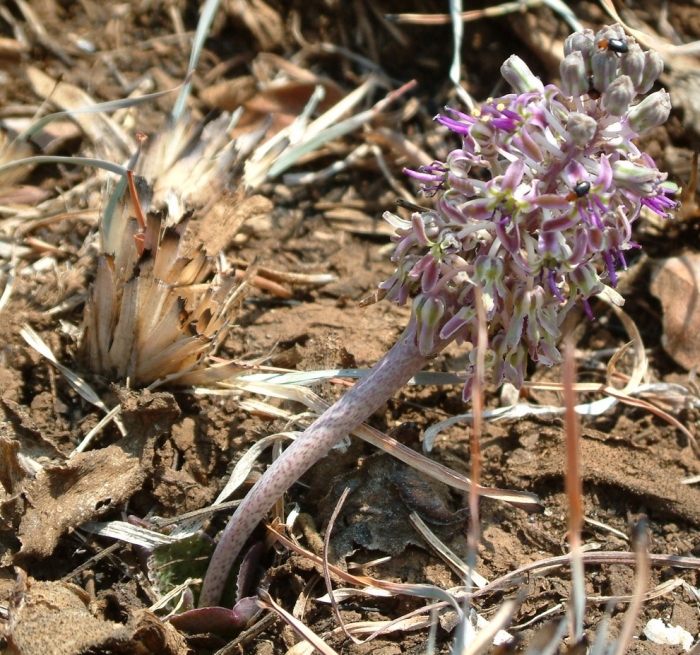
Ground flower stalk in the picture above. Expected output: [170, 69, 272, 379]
[199, 24, 677, 607]
[199, 329, 445, 606]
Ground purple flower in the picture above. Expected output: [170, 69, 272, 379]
[386, 24, 678, 398]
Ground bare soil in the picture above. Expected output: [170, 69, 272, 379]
[1, 1, 700, 654]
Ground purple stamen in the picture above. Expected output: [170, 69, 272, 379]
[437, 116, 473, 135]
[548, 270, 566, 302]
[602, 250, 618, 287]
[581, 297, 596, 320]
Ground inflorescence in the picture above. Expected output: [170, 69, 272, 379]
[382, 24, 677, 400]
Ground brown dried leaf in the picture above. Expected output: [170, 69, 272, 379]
[17, 443, 147, 559]
[0, 186, 51, 206]
[650, 254, 700, 370]
[0, 436, 28, 536]
[5, 574, 130, 655]
[244, 81, 345, 118]
[15, 392, 178, 558]
[0, 129, 35, 190]
[0, 436, 26, 498]
[224, 0, 284, 50]
[127, 608, 191, 654]
[199, 75, 257, 112]
[4, 572, 189, 655]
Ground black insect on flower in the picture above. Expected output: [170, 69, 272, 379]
[598, 36, 629, 55]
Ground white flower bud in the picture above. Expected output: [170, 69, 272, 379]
[500, 55, 544, 94]
[637, 50, 664, 95]
[567, 112, 598, 147]
[560, 52, 589, 97]
[627, 90, 671, 135]
[621, 42, 645, 89]
[603, 75, 635, 116]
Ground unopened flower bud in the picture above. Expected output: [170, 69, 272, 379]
[627, 89, 671, 135]
[569, 262, 604, 298]
[612, 160, 661, 195]
[567, 111, 597, 147]
[564, 29, 594, 60]
[501, 55, 544, 94]
[410, 212, 434, 247]
[414, 294, 445, 355]
[637, 50, 664, 94]
[591, 51, 618, 94]
[620, 42, 645, 89]
[560, 52, 589, 97]
[595, 24, 626, 50]
[603, 75, 635, 116]
[440, 305, 476, 340]
[470, 118, 495, 148]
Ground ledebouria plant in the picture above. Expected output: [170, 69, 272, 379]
[199, 24, 677, 607]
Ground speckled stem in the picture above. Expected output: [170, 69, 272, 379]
[199, 333, 446, 607]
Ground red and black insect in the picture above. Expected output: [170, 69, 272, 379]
[566, 180, 591, 202]
[597, 37, 628, 55]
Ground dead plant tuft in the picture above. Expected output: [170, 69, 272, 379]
[80, 116, 269, 388]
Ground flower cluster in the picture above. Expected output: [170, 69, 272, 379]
[381, 24, 677, 399]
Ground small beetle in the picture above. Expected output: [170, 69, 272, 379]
[597, 37, 628, 55]
[566, 180, 591, 201]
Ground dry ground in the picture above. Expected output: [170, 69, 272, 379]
[1, 1, 700, 653]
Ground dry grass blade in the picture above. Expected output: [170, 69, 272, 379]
[25, 66, 135, 160]
[456, 600, 519, 655]
[19, 325, 125, 435]
[72, 405, 122, 456]
[470, 550, 700, 602]
[258, 589, 339, 655]
[603, 387, 699, 453]
[611, 522, 649, 655]
[81, 160, 260, 388]
[322, 487, 359, 644]
[81, 520, 176, 548]
[268, 526, 465, 618]
[228, 379, 542, 511]
[408, 512, 488, 587]
[588, 577, 683, 604]
[247, 78, 417, 188]
[563, 337, 585, 643]
[169, 432, 295, 538]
